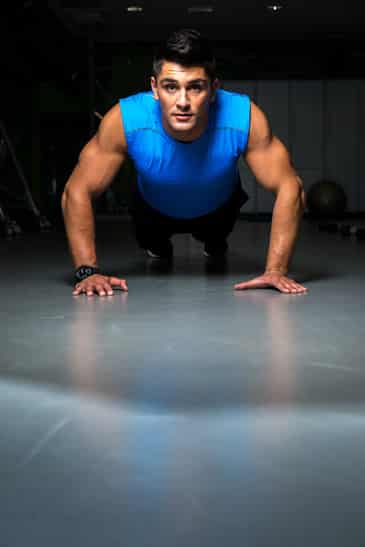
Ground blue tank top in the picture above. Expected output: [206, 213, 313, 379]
[119, 89, 250, 219]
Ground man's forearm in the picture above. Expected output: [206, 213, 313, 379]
[61, 191, 98, 269]
[265, 179, 305, 274]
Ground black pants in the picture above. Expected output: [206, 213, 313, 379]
[129, 182, 249, 253]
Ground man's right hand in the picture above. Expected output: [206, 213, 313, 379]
[73, 274, 128, 296]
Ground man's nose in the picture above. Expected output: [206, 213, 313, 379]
[176, 89, 190, 109]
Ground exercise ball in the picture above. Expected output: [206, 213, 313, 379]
[306, 179, 347, 218]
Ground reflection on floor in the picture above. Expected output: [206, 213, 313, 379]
[1, 218, 365, 547]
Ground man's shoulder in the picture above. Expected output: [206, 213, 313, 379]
[216, 88, 250, 103]
[119, 91, 156, 133]
[214, 89, 251, 130]
[120, 90, 154, 108]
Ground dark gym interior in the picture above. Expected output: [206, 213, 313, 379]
[1, 3, 365, 546]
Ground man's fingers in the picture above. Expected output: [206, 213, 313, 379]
[105, 284, 114, 296]
[234, 282, 248, 290]
[95, 284, 112, 296]
[234, 274, 308, 294]
[276, 277, 308, 293]
[73, 275, 128, 297]
[287, 284, 307, 293]
[234, 278, 267, 290]
[275, 279, 308, 294]
[277, 280, 292, 293]
[109, 277, 128, 291]
[72, 286, 82, 295]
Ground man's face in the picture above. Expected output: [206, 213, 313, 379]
[151, 61, 219, 141]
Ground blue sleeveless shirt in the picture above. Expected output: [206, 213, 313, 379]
[119, 89, 250, 219]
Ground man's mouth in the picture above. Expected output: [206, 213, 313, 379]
[174, 114, 193, 121]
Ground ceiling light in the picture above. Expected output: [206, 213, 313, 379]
[126, 5, 144, 13]
[267, 4, 283, 13]
[188, 6, 214, 14]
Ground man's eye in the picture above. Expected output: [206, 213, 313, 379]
[166, 85, 176, 91]
[190, 84, 203, 93]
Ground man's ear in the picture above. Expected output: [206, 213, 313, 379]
[210, 78, 220, 102]
[151, 76, 159, 100]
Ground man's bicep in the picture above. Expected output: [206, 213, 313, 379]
[244, 101, 296, 192]
[65, 104, 128, 197]
[65, 137, 126, 197]
[79, 138, 127, 196]
[244, 136, 295, 192]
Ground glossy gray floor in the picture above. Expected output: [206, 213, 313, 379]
[1, 218, 365, 547]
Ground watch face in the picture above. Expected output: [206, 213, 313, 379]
[83, 267, 93, 276]
[76, 266, 98, 281]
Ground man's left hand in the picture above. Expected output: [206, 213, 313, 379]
[234, 272, 308, 294]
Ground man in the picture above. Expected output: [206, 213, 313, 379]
[62, 28, 307, 297]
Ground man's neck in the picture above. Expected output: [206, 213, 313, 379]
[162, 115, 209, 143]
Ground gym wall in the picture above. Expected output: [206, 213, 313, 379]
[223, 79, 365, 214]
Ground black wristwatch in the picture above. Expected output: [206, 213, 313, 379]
[74, 265, 100, 283]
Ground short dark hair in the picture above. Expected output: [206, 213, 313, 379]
[153, 28, 217, 82]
